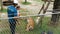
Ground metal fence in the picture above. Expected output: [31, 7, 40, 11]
[0, 11, 60, 34]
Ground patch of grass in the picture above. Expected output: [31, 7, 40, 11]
[0, 17, 60, 34]
[0, 9, 7, 13]
[21, 2, 31, 5]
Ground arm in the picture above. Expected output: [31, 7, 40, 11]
[13, 9, 18, 19]
[18, 11, 20, 16]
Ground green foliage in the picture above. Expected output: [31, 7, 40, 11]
[22, 2, 31, 5]
[0, 9, 7, 13]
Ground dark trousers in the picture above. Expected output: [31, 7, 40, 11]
[9, 19, 16, 34]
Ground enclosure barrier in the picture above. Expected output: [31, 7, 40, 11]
[0, 10, 60, 34]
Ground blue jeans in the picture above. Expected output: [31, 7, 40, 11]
[9, 19, 16, 34]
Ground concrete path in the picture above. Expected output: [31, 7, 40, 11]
[0, 0, 54, 18]
[18, 0, 54, 17]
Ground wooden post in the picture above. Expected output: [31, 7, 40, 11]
[8, 0, 11, 1]
[1, 0, 3, 11]
[37, 0, 51, 27]
[25, 0, 27, 3]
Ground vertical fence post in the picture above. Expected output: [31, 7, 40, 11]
[8, 0, 11, 1]
[1, 0, 3, 11]
[25, 0, 27, 3]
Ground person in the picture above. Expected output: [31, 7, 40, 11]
[41, 31, 47, 34]
[15, 6, 20, 25]
[16, 6, 20, 16]
[7, 3, 18, 34]
[47, 30, 53, 34]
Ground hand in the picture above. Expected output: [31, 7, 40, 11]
[18, 13, 20, 16]
[14, 16, 19, 20]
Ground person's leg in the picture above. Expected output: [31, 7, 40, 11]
[9, 20, 16, 34]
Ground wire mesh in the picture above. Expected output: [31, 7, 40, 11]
[0, 6, 60, 34]
[0, 14, 60, 34]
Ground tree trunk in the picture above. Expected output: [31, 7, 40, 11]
[1, 0, 3, 11]
[25, 0, 27, 3]
[8, 0, 11, 1]
[51, 0, 60, 25]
